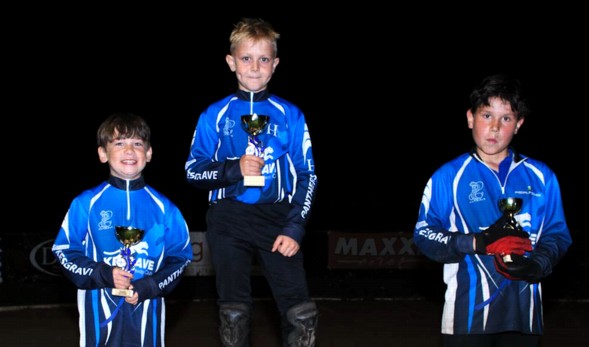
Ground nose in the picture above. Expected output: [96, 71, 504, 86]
[124, 143, 134, 153]
[490, 119, 500, 132]
[251, 60, 259, 71]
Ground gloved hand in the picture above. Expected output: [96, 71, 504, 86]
[482, 236, 532, 256]
[474, 215, 531, 255]
[494, 254, 543, 283]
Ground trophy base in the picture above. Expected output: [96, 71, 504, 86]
[503, 254, 513, 263]
[112, 288, 135, 297]
[244, 175, 265, 187]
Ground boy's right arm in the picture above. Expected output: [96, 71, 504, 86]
[52, 198, 116, 290]
[52, 244, 116, 290]
[185, 112, 243, 190]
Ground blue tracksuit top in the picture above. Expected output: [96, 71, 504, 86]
[185, 89, 318, 243]
[52, 175, 193, 347]
[414, 148, 571, 335]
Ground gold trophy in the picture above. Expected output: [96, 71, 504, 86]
[112, 226, 144, 297]
[498, 197, 524, 263]
[241, 114, 270, 187]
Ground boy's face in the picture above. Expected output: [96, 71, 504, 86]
[98, 133, 152, 180]
[467, 97, 524, 164]
[225, 38, 279, 93]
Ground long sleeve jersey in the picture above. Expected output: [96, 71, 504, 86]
[185, 89, 318, 243]
[52, 175, 193, 347]
[414, 148, 571, 335]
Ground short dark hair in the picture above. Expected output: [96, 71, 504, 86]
[97, 112, 151, 149]
[469, 74, 530, 120]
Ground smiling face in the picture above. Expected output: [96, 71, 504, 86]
[98, 132, 152, 180]
[467, 96, 524, 169]
[225, 38, 279, 93]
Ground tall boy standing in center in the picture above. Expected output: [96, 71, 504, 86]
[185, 18, 319, 347]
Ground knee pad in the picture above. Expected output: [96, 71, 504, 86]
[219, 302, 250, 347]
[286, 301, 319, 347]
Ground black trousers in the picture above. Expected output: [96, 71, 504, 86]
[206, 199, 311, 316]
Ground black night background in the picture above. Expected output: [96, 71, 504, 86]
[2, 5, 588, 345]
[18, 9, 585, 235]
[7, 5, 587, 300]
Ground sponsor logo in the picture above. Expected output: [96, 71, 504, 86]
[468, 181, 485, 203]
[30, 239, 61, 276]
[327, 231, 429, 269]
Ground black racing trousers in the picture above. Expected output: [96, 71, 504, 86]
[205, 199, 311, 316]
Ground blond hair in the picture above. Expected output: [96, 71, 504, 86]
[229, 18, 280, 57]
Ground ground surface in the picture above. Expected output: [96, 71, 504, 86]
[1, 298, 587, 346]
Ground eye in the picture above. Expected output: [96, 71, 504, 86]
[241, 56, 251, 62]
[260, 57, 270, 63]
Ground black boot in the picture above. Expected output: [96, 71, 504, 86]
[285, 301, 318, 347]
[219, 302, 250, 347]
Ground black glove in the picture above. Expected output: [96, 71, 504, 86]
[474, 215, 531, 255]
[494, 254, 543, 283]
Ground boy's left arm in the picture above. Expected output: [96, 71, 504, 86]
[496, 174, 572, 282]
[131, 207, 193, 302]
[282, 119, 318, 244]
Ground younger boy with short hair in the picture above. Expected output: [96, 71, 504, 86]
[53, 112, 193, 347]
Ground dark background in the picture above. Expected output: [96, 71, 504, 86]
[16, 7, 585, 233]
[7, 6, 586, 300]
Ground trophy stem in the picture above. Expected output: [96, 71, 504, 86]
[241, 114, 269, 187]
[112, 226, 144, 297]
[498, 198, 524, 263]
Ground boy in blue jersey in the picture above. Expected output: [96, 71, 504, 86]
[185, 18, 318, 347]
[52, 112, 193, 347]
[414, 74, 572, 347]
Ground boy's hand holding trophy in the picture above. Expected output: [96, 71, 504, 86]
[474, 198, 532, 262]
[241, 114, 269, 187]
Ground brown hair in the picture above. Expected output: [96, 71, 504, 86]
[97, 112, 151, 149]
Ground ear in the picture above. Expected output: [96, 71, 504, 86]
[226, 54, 236, 72]
[98, 146, 108, 163]
[514, 118, 525, 134]
[146, 146, 153, 163]
[466, 109, 474, 129]
[272, 57, 280, 73]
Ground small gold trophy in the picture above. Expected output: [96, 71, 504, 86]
[112, 226, 144, 297]
[498, 197, 524, 263]
[241, 114, 270, 187]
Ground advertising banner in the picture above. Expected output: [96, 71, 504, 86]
[327, 231, 430, 269]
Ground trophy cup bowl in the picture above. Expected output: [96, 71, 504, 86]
[498, 197, 523, 216]
[498, 198, 524, 262]
[112, 226, 145, 297]
[241, 114, 270, 187]
[115, 226, 145, 247]
[241, 114, 270, 137]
